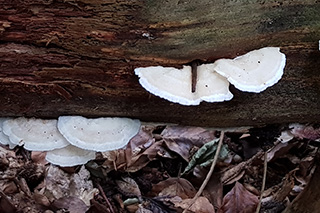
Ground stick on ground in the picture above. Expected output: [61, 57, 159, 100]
[255, 151, 268, 213]
[182, 131, 225, 213]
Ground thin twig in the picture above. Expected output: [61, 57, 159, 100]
[97, 183, 115, 213]
[255, 152, 268, 213]
[183, 131, 225, 213]
[191, 61, 198, 93]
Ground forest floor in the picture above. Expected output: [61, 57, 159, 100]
[0, 123, 319, 213]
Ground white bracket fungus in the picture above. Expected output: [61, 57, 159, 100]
[212, 47, 286, 93]
[45, 145, 96, 167]
[1, 116, 142, 167]
[135, 65, 233, 105]
[2, 117, 69, 151]
[57, 116, 141, 152]
[0, 118, 16, 149]
[135, 47, 286, 105]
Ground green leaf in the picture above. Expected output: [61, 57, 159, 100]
[182, 138, 229, 175]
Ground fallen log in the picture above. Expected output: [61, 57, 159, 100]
[0, 0, 319, 127]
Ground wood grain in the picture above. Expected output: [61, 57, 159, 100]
[0, 0, 319, 127]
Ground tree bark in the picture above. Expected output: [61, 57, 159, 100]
[0, 0, 319, 127]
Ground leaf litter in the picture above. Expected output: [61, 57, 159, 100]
[0, 123, 319, 212]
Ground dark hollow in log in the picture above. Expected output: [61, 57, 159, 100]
[0, 0, 320, 127]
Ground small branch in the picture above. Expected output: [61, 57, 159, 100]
[191, 61, 198, 93]
[255, 152, 268, 213]
[183, 131, 225, 213]
[97, 183, 115, 213]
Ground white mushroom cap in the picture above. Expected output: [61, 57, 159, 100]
[45, 145, 96, 167]
[57, 116, 141, 152]
[212, 47, 286, 92]
[2, 117, 70, 151]
[0, 118, 16, 149]
[135, 65, 232, 105]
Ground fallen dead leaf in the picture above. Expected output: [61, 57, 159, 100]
[290, 124, 320, 140]
[136, 204, 154, 213]
[0, 191, 16, 213]
[219, 182, 259, 213]
[129, 141, 164, 172]
[221, 152, 264, 185]
[267, 142, 298, 162]
[203, 173, 223, 209]
[0, 181, 18, 195]
[175, 196, 215, 213]
[51, 196, 88, 213]
[151, 177, 196, 199]
[116, 177, 142, 198]
[272, 169, 296, 202]
[45, 165, 97, 206]
[161, 126, 216, 161]
[102, 126, 160, 172]
[31, 151, 48, 165]
[33, 192, 50, 207]
[86, 199, 111, 213]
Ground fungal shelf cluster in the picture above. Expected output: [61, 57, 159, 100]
[135, 47, 286, 105]
[0, 116, 141, 167]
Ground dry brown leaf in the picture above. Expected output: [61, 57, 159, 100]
[267, 142, 298, 162]
[101, 149, 127, 171]
[127, 126, 155, 157]
[0, 146, 16, 158]
[220, 182, 259, 213]
[87, 199, 112, 213]
[283, 163, 320, 213]
[203, 173, 223, 209]
[290, 124, 320, 140]
[45, 165, 97, 206]
[221, 162, 246, 185]
[294, 155, 315, 186]
[161, 126, 216, 161]
[0, 181, 18, 195]
[151, 177, 196, 199]
[272, 170, 295, 202]
[17, 178, 32, 197]
[51, 196, 88, 213]
[102, 126, 159, 172]
[221, 152, 264, 185]
[0, 191, 16, 213]
[33, 193, 50, 207]
[175, 196, 215, 213]
[136, 205, 154, 213]
[31, 151, 48, 165]
[116, 177, 141, 197]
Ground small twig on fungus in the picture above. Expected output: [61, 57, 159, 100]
[97, 183, 115, 213]
[255, 152, 268, 213]
[183, 131, 225, 213]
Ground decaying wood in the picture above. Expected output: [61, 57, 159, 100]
[0, 0, 319, 127]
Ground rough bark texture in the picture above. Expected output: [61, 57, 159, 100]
[0, 0, 319, 127]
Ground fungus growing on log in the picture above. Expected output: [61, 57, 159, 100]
[45, 145, 96, 167]
[135, 47, 286, 105]
[2, 117, 69, 151]
[57, 116, 141, 152]
[134, 65, 232, 105]
[212, 47, 286, 93]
